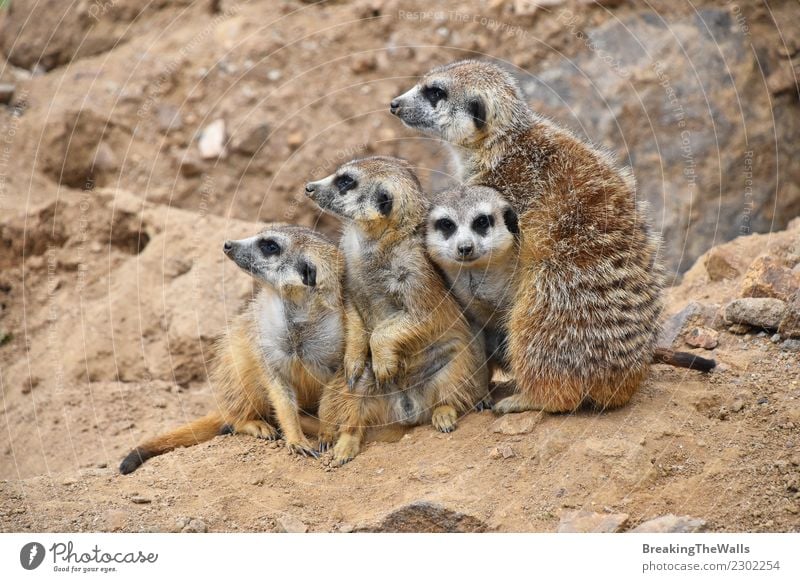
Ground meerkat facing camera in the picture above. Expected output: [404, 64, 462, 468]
[392, 60, 713, 414]
[119, 224, 344, 474]
[305, 156, 489, 465]
[426, 184, 520, 373]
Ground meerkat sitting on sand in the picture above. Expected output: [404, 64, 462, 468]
[304, 156, 489, 465]
[392, 60, 714, 415]
[119, 224, 345, 474]
[426, 184, 520, 373]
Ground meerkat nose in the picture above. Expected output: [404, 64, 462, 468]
[457, 243, 474, 258]
[223, 241, 233, 254]
[390, 99, 400, 114]
[304, 182, 316, 193]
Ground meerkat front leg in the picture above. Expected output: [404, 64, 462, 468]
[264, 377, 319, 458]
[369, 314, 428, 387]
[317, 375, 344, 453]
[344, 302, 369, 391]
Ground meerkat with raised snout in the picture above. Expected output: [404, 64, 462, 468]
[392, 60, 714, 415]
[426, 184, 520, 373]
[304, 156, 489, 465]
[119, 224, 345, 474]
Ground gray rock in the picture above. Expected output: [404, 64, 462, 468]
[684, 326, 719, 349]
[354, 501, 487, 533]
[631, 515, 707, 533]
[232, 122, 270, 155]
[277, 514, 308, 533]
[724, 298, 788, 330]
[181, 518, 208, 533]
[156, 105, 183, 133]
[557, 510, 629, 533]
[781, 339, 800, 351]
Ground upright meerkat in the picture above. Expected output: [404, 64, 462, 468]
[119, 224, 344, 474]
[426, 184, 520, 373]
[392, 60, 713, 414]
[305, 156, 489, 464]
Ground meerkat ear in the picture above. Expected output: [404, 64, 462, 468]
[468, 97, 487, 130]
[298, 259, 317, 287]
[503, 206, 519, 237]
[375, 187, 393, 217]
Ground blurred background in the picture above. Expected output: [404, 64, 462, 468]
[0, 0, 798, 533]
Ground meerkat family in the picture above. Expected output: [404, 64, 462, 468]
[119, 224, 345, 474]
[121, 59, 715, 474]
[392, 59, 714, 415]
[305, 156, 489, 465]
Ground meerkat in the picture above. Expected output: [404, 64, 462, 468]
[119, 224, 345, 474]
[392, 60, 714, 415]
[304, 156, 489, 465]
[426, 184, 520, 373]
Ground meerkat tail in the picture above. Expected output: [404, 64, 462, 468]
[652, 348, 716, 372]
[119, 412, 227, 475]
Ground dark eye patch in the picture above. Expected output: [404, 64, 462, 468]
[422, 85, 447, 107]
[503, 207, 519, 236]
[375, 188, 393, 217]
[334, 173, 357, 194]
[298, 259, 317, 287]
[468, 97, 487, 130]
[258, 238, 280, 256]
[434, 217, 457, 239]
[472, 214, 494, 236]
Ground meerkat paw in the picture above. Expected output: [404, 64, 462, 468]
[234, 420, 280, 440]
[332, 433, 361, 466]
[317, 431, 336, 454]
[344, 357, 366, 391]
[286, 438, 320, 458]
[372, 353, 401, 388]
[431, 405, 458, 433]
[492, 394, 537, 415]
[474, 395, 494, 412]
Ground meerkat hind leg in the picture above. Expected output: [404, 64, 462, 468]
[231, 419, 280, 441]
[431, 405, 458, 432]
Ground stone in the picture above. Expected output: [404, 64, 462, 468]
[659, 302, 704, 346]
[740, 256, 800, 301]
[778, 293, 800, 338]
[105, 510, 128, 531]
[724, 298, 788, 330]
[156, 105, 183, 134]
[198, 119, 227, 159]
[287, 131, 304, 150]
[129, 495, 151, 504]
[704, 247, 741, 281]
[631, 515, 707, 533]
[175, 150, 204, 178]
[557, 510, 629, 533]
[491, 412, 543, 435]
[0, 83, 15, 105]
[728, 323, 751, 334]
[277, 514, 308, 533]
[781, 339, 800, 351]
[232, 122, 270, 155]
[489, 445, 516, 459]
[684, 326, 719, 349]
[181, 518, 208, 533]
[354, 501, 487, 533]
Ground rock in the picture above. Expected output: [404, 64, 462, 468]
[522, 9, 800, 273]
[232, 122, 270, 155]
[181, 518, 208, 533]
[277, 514, 308, 533]
[514, 0, 562, 16]
[781, 339, 800, 351]
[489, 445, 516, 459]
[156, 105, 183, 134]
[684, 326, 719, 349]
[740, 256, 800, 301]
[129, 495, 151, 504]
[724, 298, 788, 330]
[287, 131, 304, 150]
[0, 83, 15, 105]
[491, 412, 542, 435]
[104, 510, 128, 532]
[704, 247, 741, 281]
[730, 399, 745, 413]
[771, 333, 782, 343]
[631, 515, 707, 533]
[728, 323, 751, 335]
[198, 119, 227, 159]
[659, 302, 704, 346]
[354, 501, 487, 533]
[557, 510, 629, 533]
[778, 293, 800, 338]
[175, 150, 204, 178]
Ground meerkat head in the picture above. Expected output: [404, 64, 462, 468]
[390, 60, 531, 146]
[426, 185, 519, 269]
[304, 156, 427, 235]
[222, 224, 337, 298]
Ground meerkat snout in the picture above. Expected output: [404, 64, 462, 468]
[304, 182, 316, 193]
[223, 240, 233, 254]
[389, 98, 400, 114]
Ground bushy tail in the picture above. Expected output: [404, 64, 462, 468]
[119, 412, 227, 475]
[653, 348, 716, 373]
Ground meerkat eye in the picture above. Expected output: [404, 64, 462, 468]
[422, 85, 447, 107]
[434, 217, 456, 237]
[334, 173, 357, 194]
[472, 214, 494, 235]
[258, 238, 281, 256]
